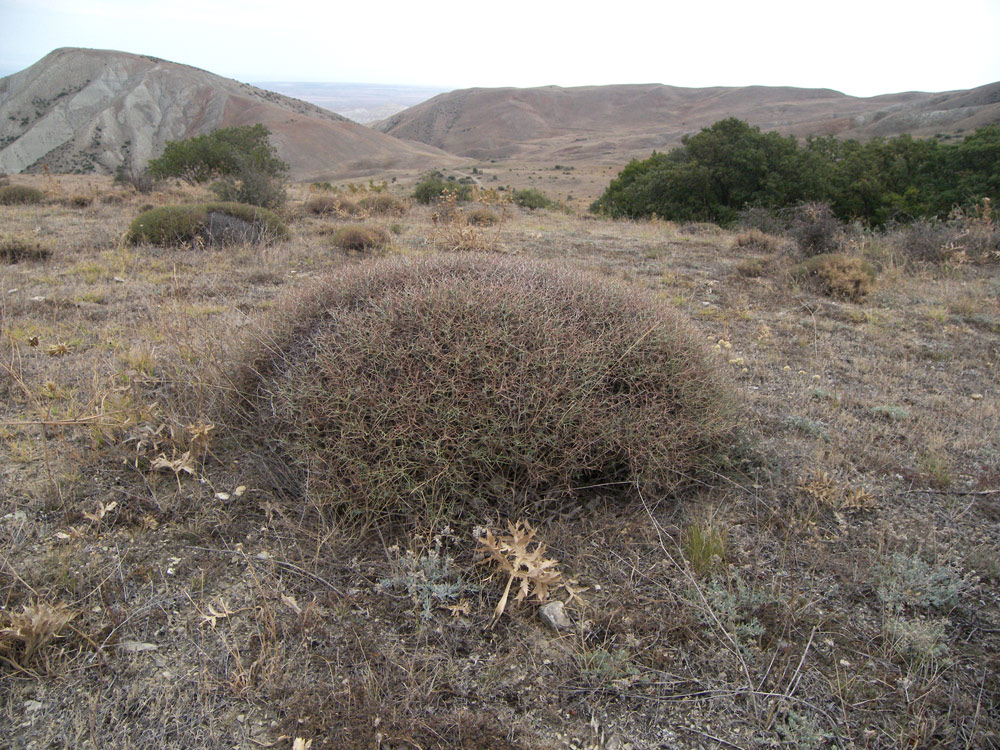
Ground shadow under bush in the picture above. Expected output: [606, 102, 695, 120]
[231, 254, 740, 527]
[125, 202, 289, 246]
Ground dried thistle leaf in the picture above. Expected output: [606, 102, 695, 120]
[0, 600, 77, 664]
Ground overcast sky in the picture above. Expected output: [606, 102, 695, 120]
[2, 0, 999, 96]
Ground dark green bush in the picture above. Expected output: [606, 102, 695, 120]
[512, 188, 552, 210]
[331, 224, 391, 252]
[125, 202, 289, 246]
[592, 120, 1000, 227]
[413, 173, 471, 204]
[0, 185, 45, 205]
[147, 124, 288, 207]
[233, 254, 739, 526]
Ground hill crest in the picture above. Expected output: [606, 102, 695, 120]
[0, 48, 456, 179]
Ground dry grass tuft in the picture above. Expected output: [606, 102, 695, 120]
[232, 253, 739, 527]
[1, 234, 51, 263]
[358, 193, 407, 216]
[304, 195, 362, 217]
[792, 252, 877, 301]
[330, 224, 391, 252]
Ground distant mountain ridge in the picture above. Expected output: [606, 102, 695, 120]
[374, 81, 1000, 163]
[0, 48, 455, 179]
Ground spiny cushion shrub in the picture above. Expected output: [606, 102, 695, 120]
[305, 195, 361, 217]
[793, 253, 876, 301]
[234, 254, 739, 525]
[0, 185, 45, 205]
[359, 193, 407, 216]
[331, 224, 391, 252]
[125, 202, 288, 246]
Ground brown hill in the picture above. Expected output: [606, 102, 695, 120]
[374, 82, 1000, 163]
[0, 48, 458, 180]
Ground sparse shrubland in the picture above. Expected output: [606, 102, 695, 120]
[124, 202, 289, 246]
[232, 253, 738, 527]
[1, 173, 998, 749]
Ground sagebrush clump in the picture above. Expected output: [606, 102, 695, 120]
[233, 254, 739, 526]
[0, 185, 45, 205]
[125, 202, 289, 246]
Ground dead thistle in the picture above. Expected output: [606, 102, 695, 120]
[1, 600, 77, 668]
[475, 519, 581, 626]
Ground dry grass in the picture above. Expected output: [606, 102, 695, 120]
[0, 174, 998, 749]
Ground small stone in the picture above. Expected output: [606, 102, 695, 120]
[971, 393, 983, 401]
[539, 600, 572, 631]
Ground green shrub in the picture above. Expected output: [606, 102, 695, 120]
[233, 254, 739, 526]
[0, 185, 45, 205]
[147, 124, 287, 207]
[125, 202, 289, 246]
[331, 224, 391, 252]
[512, 188, 552, 210]
[413, 173, 471, 204]
[209, 163, 287, 210]
[792, 253, 876, 301]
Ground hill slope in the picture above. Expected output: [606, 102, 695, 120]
[0, 48, 457, 180]
[374, 82, 1000, 163]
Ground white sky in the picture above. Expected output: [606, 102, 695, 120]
[2, 0, 999, 96]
